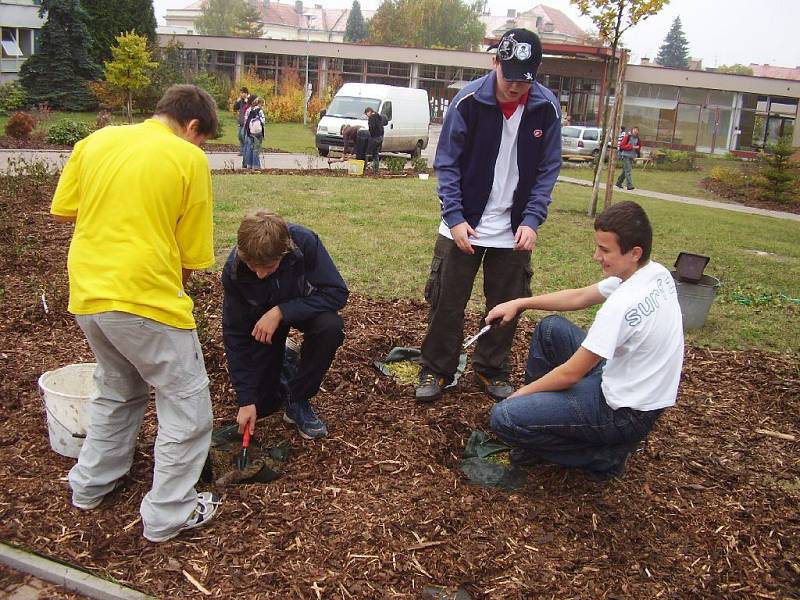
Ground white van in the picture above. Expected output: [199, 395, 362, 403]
[315, 83, 430, 158]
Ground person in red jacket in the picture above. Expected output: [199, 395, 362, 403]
[615, 126, 640, 190]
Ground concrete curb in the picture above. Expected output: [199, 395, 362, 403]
[0, 542, 153, 600]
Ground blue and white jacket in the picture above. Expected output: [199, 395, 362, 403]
[434, 71, 562, 233]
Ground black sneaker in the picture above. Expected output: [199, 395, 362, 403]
[509, 447, 544, 466]
[615, 183, 623, 189]
[627, 186, 635, 190]
[283, 399, 328, 440]
[475, 373, 513, 402]
[415, 367, 445, 403]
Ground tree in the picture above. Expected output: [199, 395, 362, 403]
[572, 0, 668, 215]
[656, 16, 689, 68]
[195, 0, 264, 38]
[83, 0, 157, 66]
[369, 0, 484, 51]
[104, 31, 158, 122]
[717, 63, 753, 76]
[759, 136, 798, 203]
[344, 0, 369, 42]
[19, 0, 101, 111]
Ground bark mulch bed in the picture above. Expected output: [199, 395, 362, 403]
[699, 177, 800, 215]
[1, 175, 799, 599]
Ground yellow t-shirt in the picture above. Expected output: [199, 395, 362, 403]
[51, 119, 214, 329]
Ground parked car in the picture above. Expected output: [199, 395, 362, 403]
[561, 125, 602, 158]
[315, 83, 430, 158]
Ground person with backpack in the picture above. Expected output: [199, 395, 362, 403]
[616, 126, 641, 190]
[244, 97, 266, 169]
[233, 87, 249, 156]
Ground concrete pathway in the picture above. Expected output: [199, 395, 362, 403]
[558, 175, 800, 222]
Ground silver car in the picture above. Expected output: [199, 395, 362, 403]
[561, 126, 602, 158]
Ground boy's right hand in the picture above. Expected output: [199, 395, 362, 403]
[237, 405, 257, 435]
[450, 222, 477, 254]
[486, 300, 519, 326]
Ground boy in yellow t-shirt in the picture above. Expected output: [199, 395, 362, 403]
[51, 85, 221, 543]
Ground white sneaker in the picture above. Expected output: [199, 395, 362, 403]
[144, 492, 221, 543]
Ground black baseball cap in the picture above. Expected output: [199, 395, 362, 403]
[491, 28, 543, 82]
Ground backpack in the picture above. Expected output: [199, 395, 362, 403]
[248, 110, 263, 136]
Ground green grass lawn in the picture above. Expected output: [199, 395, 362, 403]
[211, 174, 800, 355]
[561, 156, 729, 201]
[1, 110, 316, 153]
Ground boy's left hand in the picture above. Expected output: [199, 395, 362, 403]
[252, 306, 282, 344]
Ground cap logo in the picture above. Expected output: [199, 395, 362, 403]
[533, 129, 543, 137]
[498, 34, 532, 62]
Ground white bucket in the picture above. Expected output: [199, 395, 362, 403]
[38, 363, 97, 458]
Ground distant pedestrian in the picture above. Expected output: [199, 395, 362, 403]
[616, 126, 640, 190]
[243, 97, 266, 169]
[364, 107, 384, 172]
[234, 87, 249, 156]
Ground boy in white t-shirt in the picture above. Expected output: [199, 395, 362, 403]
[486, 201, 684, 481]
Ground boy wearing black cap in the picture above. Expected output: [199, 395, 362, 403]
[415, 28, 562, 403]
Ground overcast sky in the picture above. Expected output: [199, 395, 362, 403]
[152, 0, 800, 68]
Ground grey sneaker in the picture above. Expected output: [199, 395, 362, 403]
[415, 367, 445, 403]
[475, 373, 513, 402]
[144, 492, 221, 543]
[283, 400, 328, 439]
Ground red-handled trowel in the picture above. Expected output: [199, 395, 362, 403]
[234, 428, 251, 471]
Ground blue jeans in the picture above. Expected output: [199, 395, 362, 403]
[489, 315, 662, 477]
[616, 155, 634, 188]
[238, 125, 246, 155]
[244, 135, 262, 168]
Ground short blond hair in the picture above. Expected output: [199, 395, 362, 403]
[236, 209, 293, 265]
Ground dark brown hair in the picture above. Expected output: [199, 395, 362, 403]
[594, 201, 652, 264]
[237, 209, 294, 265]
[155, 84, 219, 137]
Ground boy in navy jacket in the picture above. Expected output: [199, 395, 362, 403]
[222, 210, 348, 439]
[416, 28, 561, 403]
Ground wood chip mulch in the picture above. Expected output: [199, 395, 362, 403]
[1, 176, 798, 599]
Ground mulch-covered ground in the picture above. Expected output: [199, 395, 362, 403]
[699, 177, 800, 215]
[1, 173, 799, 599]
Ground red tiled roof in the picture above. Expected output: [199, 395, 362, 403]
[534, 4, 586, 40]
[749, 64, 800, 81]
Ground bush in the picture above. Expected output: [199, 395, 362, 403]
[0, 81, 27, 114]
[385, 156, 406, 174]
[708, 165, 746, 186]
[192, 72, 231, 110]
[230, 67, 275, 111]
[411, 156, 428, 173]
[4, 112, 36, 140]
[652, 149, 696, 171]
[47, 119, 93, 145]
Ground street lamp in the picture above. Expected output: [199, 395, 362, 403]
[302, 13, 315, 126]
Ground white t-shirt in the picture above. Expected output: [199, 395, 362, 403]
[582, 261, 684, 411]
[439, 104, 522, 248]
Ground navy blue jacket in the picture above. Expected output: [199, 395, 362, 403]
[433, 71, 562, 233]
[222, 224, 348, 407]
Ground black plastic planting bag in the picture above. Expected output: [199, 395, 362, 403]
[460, 431, 527, 491]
